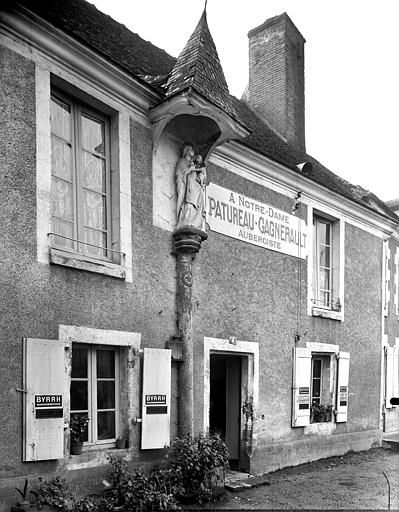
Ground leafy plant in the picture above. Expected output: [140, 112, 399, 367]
[15, 478, 37, 506]
[105, 455, 181, 511]
[310, 402, 332, 423]
[73, 493, 115, 512]
[70, 414, 89, 442]
[37, 476, 74, 511]
[168, 432, 229, 502]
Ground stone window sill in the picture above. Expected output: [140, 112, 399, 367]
[304, 422, 336, 436]
[312, 306, 342, 321]
[50, 248, 126, 279]
[66, 446, 128, 470]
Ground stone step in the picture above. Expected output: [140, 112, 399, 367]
[225, 471, 270, 492]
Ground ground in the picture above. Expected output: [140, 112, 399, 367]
[185, 447, 399, 510]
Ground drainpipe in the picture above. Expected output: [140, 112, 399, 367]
[172, 226, 207, 436]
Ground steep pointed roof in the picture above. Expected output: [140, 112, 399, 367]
[164, 9, 237, 120]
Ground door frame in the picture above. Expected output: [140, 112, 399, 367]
[203, 337, 259, 469]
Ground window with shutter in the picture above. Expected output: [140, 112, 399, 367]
[292, 345, 350, 427]
[70, 345, 119, 447]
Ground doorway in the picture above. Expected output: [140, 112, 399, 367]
[209, 354, 242, 468]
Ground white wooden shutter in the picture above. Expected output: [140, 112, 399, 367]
[336, 351, 350, 422]
[385, 346, 394, 409]
[292, 347, 311, 427]
[393, 346, 399, 406]
[141, 348, 171, 449]
[23, 338, 65, 461]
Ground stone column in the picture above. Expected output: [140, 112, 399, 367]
[173, 226, 207, 436]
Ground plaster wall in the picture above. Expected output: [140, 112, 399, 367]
[0, 46, 178, 493]
[190, 162, 383, 474]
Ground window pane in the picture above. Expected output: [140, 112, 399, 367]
[81, 151, 105, 193]
[51, 136, 72, 181]
[51, 177, 73, 221]
[97, 350, 115, 378]
[322, 291, 330, 306]
[70, 413, 88, 443]
[83, 190, 106, 230]
[312, 359, 322, 378]
[97, 411, 115, 440]
[51, 96, 71, 142]
[51, 218, 73, 248]
[81, 113, 105, 155]
[317, 221, 330, 245]
[319, 246, 330, 269]
[70, 381, 88, 410]
[82, 229, 107, 257]
[72, 347, 88, 378]
[312, 379, 321, 398]
[320, 269, 330, 291]
[97, 381, 115, 409]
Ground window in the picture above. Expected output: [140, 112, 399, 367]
[313, 218, 332, 308]
[310, 355, 332, 423]
[50, 91, 111, 259]
[70, 345, 119, 447]
[311, 357, 322, 405]
[311, 213, 343, 319]
[292, 346, 350, 427]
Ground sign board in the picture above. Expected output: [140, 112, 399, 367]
[145, 395, 166, 405]
[35, 394, 63, 408]
[206, 183, 308, 259]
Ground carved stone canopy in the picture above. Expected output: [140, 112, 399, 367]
[149, 89, 250, 158]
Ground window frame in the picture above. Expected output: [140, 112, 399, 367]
[308, 206, 344, 321]
[36, 68, 132, 281]
[70, 343, 120, 450]
[50, 88, 113, 262]
[310, 357, 323, 406]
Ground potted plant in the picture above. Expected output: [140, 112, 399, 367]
[36, 476, 74, 511]
[69, 414, 89, 455]
[310, 402, 332, 423]
[13, 479, 37, 511]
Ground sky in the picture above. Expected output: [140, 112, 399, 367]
[91, 0, 399, 203]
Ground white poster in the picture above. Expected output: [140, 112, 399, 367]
[206, 183, 308, 259]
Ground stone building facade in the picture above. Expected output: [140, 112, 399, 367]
[1, 1, 398, 508]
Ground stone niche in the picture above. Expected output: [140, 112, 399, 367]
[152, 113, 220, 233]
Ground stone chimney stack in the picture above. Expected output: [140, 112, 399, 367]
[247, 13, 306, 151]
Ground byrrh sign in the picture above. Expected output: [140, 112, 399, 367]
[206, 183, 308, 259]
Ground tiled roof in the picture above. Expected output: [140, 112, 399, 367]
[164, 9, 237, 120]
[16, 0, 176, 79]
[13, 0, 398, 223]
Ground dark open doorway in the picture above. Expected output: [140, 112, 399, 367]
[209, 354, 242, 469]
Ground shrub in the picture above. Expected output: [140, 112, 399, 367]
[105, 455, 181, 511]
[168, 432, 229, 502]
[37, 476, 74, 511]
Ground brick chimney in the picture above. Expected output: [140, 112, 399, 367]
[247, 13, 306, 151]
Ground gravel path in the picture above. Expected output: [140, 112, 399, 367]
[186, 447, 399, 510]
